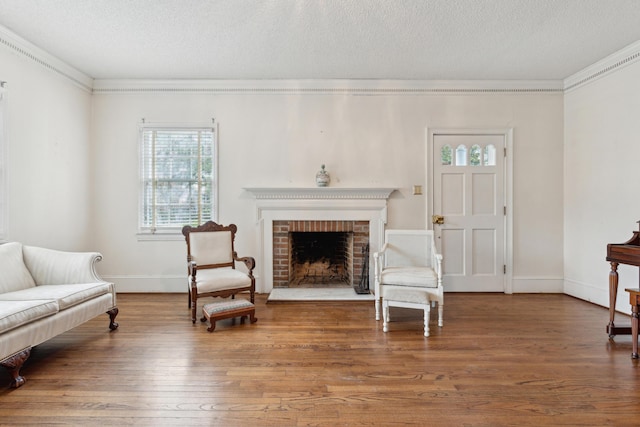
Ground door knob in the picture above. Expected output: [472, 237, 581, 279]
[432, 215, 444, 225]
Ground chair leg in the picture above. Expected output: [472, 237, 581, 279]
[382, 300, 389, 333]
[191, 295, 197, 324]
[375, 298, 381, 321]
[438, 304, 444, 327]
[423, 305, 431, 337]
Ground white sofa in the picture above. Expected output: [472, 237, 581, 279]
[0, 242, 118, 388]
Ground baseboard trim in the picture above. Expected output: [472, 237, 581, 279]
[109, 275, 564, 293]
[563, 278, 632, 316]
[104, 274, 265, 294]
[102, 275, 185, 293]
[511, 276, 564, 293]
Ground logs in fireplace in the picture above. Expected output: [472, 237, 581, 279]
[290, 232, 351, 287]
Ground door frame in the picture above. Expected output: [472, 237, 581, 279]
[426, 127, 514, 294]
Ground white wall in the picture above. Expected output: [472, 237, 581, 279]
[0, 47, 93, 251]
[564, 60, 640, 314]
[91, 88, 564, 292]
[0, 26, 565, 294]
[4, 22, 640, 312]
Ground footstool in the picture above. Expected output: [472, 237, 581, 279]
[201, 298, 257, 332]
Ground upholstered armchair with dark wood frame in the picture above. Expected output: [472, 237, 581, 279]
[182, 221, 256, 324]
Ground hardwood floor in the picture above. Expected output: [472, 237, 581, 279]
[1, 293, 639, 426]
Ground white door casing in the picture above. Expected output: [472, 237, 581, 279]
[427, 129, 513, 293]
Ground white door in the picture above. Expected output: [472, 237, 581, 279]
[431, 133, 506, 292]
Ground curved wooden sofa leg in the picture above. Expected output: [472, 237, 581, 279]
[1, 347, 31, 388]
[107, 308, 119, 330]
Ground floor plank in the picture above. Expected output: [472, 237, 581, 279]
[1, 293, 639, 426]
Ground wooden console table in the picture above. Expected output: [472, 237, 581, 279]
[625, 288, 640, 359]
[606, 222, 640, 338]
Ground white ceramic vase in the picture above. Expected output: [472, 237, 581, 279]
[315, 164, 330, 187]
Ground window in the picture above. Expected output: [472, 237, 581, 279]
[442, 143, 498, 167]
[455, 144, 467, 166]
[484, 144, 497, 166]
[0, 82, 5, 240]
[470, 144, 482, 166]
[440, 145, 452, 165]
[139, 123, 217, 236]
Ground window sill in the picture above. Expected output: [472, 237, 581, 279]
[137, 233, 184, 242]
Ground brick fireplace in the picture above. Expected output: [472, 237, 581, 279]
[244, 187, 395, 294]
[273, 220, 369, 289]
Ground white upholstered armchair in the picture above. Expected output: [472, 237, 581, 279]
[373, 229, 443, 336]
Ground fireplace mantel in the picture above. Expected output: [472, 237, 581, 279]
[244, 187, 395, 200]
[244, 187, 395, 294]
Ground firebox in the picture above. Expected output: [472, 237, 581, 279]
[289, 232, 352, 287]
[272, 220, 369, 291]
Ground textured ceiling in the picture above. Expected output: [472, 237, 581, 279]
[1, 0, 640, 81]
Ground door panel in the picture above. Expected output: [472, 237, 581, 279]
[441, 228, 464, 275]
[442, 173, 464, 214]
[433, 133, 505, 292]
[472, 229, 495, 275]
[472, 174, 495, 215]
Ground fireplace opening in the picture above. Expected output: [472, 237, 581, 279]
[272, 220, 370, 291]
[289, 232, 352, 287]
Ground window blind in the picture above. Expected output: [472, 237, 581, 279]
[140, 126, 216, 233]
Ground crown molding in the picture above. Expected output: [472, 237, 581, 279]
[564, 39, 640, 92]
[92, 78, 563, 95]
[4, 15, 638, 96]
[0, 24, 93, 92]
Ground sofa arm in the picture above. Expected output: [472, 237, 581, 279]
[22, 245, 106, 285]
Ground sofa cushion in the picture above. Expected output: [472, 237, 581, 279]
[0, 242, 36, 294]
[0, 300, 59, 334]
[0, 282, 113, 311]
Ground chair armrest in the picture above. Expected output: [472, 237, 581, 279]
[373, 243, 389, 266]
[429, 238, 443, 281]
[433, 253, 443, 280]
[373, 244, 389, 294]
[234, 254, 256, 273]
[375, 243, 389, 256]
[188, 261, 197, 277]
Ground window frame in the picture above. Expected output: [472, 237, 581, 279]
[137, 121, 218, 240]
[0, 82, 6, 241]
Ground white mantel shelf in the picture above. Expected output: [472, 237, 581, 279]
[244, 187, 396, 200]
